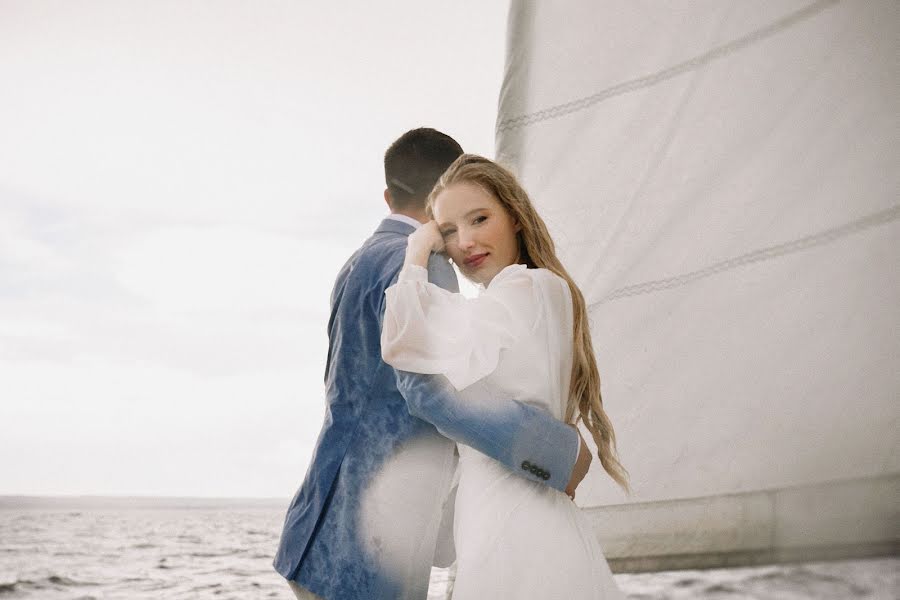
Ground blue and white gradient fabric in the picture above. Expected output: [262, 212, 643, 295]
[273, 217, 579, 599]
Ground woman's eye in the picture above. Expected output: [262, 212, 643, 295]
[441, 229, 456, 238]
[473, 216, 487, 225]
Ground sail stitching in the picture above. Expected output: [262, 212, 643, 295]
[497, 0, 840, 133]
[589, 203, 900, 308]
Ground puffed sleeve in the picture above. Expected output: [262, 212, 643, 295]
[381, 263, 539, 390]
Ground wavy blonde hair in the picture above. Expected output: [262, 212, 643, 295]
[427, 154, 631, 494]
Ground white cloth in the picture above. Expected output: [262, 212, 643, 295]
[287, 581, 324, 600]
[382, 263, 624, 599]
[497, 0, 900, 515]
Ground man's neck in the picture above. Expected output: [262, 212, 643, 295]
[386, 212, 424, 230]
[391, 209, 428, 224]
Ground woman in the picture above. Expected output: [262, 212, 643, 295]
[381, 154, 629, 599]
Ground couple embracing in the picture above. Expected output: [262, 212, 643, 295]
[274, 128, 629, 599]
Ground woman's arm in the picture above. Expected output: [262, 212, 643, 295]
[403, 220, 445, 270]
[381, 261, 537, 390]
[379, 252, 585, 494]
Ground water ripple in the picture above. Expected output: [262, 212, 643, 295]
[1, 507, 896, 600]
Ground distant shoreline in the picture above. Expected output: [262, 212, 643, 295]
[0, 495, 288, 510]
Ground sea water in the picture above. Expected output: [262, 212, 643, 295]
[0, 498, 896, 599]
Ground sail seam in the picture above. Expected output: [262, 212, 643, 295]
[589, 204, 900, 308]
[497, 0, 840, 133]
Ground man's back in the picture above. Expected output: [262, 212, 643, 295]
[274, 218, 459, 599]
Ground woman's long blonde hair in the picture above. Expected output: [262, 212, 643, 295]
[428, 154, 630, 494]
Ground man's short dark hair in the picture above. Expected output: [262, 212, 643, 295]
[384, 128, 463, 210]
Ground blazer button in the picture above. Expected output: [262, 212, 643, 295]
[542, 472, 550, 480]
[521, 461, 531, 471]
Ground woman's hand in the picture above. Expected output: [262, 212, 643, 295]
[404, 221, 444, 268]
[565, 426, 592, 501]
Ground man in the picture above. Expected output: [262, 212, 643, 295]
[274, 128, 592, 599]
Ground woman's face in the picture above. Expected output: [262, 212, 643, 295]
[432, 181, 521, 286]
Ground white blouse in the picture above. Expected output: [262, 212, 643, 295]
[381, 262, 574, 421]
[380, 263, 627, 600]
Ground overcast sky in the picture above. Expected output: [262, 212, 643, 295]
[0, 1, 508, 497]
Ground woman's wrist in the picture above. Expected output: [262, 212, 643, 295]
[404, 221, 443, 269]
[398, 263, 428, 283]
[404, 245, 431, 269]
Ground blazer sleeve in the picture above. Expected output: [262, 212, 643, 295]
[379, 254, 579, 493]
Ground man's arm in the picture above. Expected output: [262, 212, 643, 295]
[383, 253, 589, 493]
[395, 370, 585, 493]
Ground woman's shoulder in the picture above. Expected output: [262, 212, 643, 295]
[487, 263, 530, 287]
[488, 263, 567, 287]
[487, 264, 571, 305]
[485, 263, 544, 296]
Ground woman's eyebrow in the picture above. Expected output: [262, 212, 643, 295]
[438, 208, 487, 229]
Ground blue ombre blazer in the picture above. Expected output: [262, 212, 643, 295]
[274, 218, 579, 599]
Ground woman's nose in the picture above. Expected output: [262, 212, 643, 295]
[457, 230, 475, 249]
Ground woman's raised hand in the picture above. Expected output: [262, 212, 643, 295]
[405, 220, 445, 267]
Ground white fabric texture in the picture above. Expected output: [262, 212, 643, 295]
[382, 263, 625, 599]
[287, 581, 324, 600]
[383, 263, 538, 391]
[496, 0, 900, 516]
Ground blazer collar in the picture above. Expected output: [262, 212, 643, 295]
[374, 217, 416, 236]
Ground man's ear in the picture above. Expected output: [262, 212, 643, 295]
[383, 188, 393, 211]
[514, 219, 523, 233]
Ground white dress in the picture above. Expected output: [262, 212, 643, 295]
[382, 263, 625, 600]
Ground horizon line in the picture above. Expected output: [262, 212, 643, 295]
[0, 494, 289, 509]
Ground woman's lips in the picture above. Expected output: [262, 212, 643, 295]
[464, 253, 488, 268]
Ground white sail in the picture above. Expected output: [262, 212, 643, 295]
[497, 0, 899, 569]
